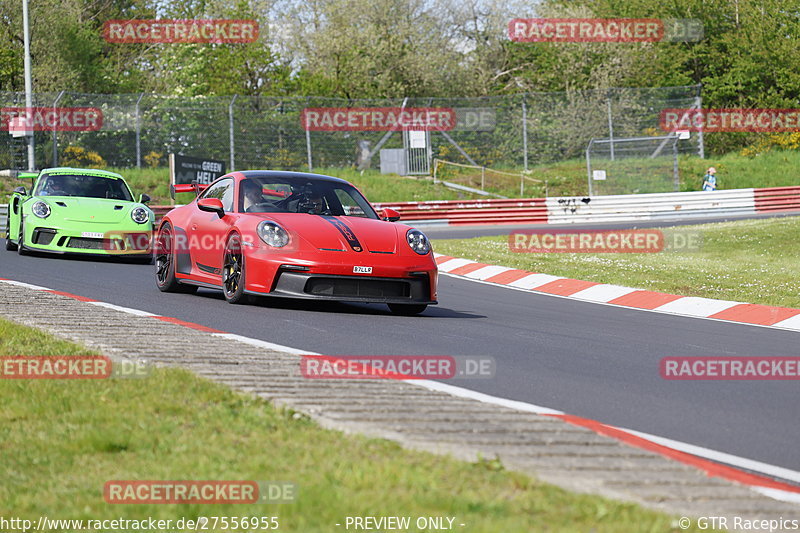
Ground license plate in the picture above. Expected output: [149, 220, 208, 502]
[353, 266, 372, 274]
[81, 232, 104, 238]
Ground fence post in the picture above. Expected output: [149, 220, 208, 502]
[673, 137, 680, 191]
[228, 95, 237, 171]
[695, 89, 705, 159]
[522, 97, 528, 171]
[481, 166, 485, 190]
[51, 90, 64, 166]
[606, 91, 615, 161]
[305, 98, 313, 170]
[135, 92, 144, 169]
[586, 141, 594, 196]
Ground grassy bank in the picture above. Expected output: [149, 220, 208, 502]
[433, 216, 800, 309]
[0, 317, 695, 532]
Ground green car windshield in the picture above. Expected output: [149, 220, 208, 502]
[34, 174, 133, 202]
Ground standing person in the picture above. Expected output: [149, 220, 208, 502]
[702, 167, 717, 191]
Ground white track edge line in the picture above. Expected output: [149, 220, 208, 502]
[440, 272, 800, 334]
[87, 301, 158, 317]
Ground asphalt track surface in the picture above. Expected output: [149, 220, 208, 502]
[1, 215, 798, 477]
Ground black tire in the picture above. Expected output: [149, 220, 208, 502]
[388, 303, 428, 315]
[222, 234, 248, 304]
[4, 220, 17, 251]
[155, 223, 196, 293]
[16, 220, 27, 256]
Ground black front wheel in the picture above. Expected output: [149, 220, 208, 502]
[5, 221, 17, 251]
[388, 303, 428, 315]
[222, 234, 248, 304]
[16, 220, 27, 255]
[155, 223, 196, 293]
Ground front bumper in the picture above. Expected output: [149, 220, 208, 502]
[21, 222, 153, 256]
[241, 247, 438, 304]
[257, 271, 436, 304]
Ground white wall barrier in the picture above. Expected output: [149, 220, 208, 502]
[546, 189, 756, 224]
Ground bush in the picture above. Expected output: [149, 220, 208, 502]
[61, 146, 107, 169]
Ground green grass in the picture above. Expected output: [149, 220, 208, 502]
[433, 216, 800, 309]
[0, 316, 701, 532]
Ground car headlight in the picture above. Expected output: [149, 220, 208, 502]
[257, 221, 289, 248]
[406, 229, 431, 255]
[131, 206, 149, 224]
[32, 200, 51, 219]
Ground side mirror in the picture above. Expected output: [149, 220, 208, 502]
[197, 197, 225, 218]
[381, 208, 400, 222]
[13, 186, 27, 196]
[139, 193, 151, 204]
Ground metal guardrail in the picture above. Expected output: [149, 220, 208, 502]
[3, 187, 799, 233]
[376, 186, 800, 226]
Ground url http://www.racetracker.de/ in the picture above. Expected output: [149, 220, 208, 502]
[0, 515, 281, 532]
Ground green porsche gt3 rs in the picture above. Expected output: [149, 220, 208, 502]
[4, 167, 154, 259]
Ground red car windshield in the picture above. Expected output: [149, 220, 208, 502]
[238, 177, 378, 219]
[34, 174, 133, 201]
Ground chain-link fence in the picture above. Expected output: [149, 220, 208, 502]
[587, 134, 681, 195]
[1, 85, 703, 181]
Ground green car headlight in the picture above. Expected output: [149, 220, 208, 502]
[257, 221, 289, 248]
[131, 206, 149, 224]
[32, 200, 51, 219]
[406, 229, 431, 255]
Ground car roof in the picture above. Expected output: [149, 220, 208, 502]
[230, 170, 352, 186]
[40, 167, 125, 180]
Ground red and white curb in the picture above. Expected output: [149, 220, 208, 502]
[434, 253, 800, 332]
[1, 277, 799, 504]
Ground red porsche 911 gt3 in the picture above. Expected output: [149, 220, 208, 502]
[154, 171, 438, 314]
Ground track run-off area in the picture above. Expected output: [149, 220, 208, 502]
[1, 214, 799, 493]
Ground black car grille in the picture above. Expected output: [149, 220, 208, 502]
[305, 277, 410, 299]
[32, 228, 56, 245]
[67, 237, 105, 250]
